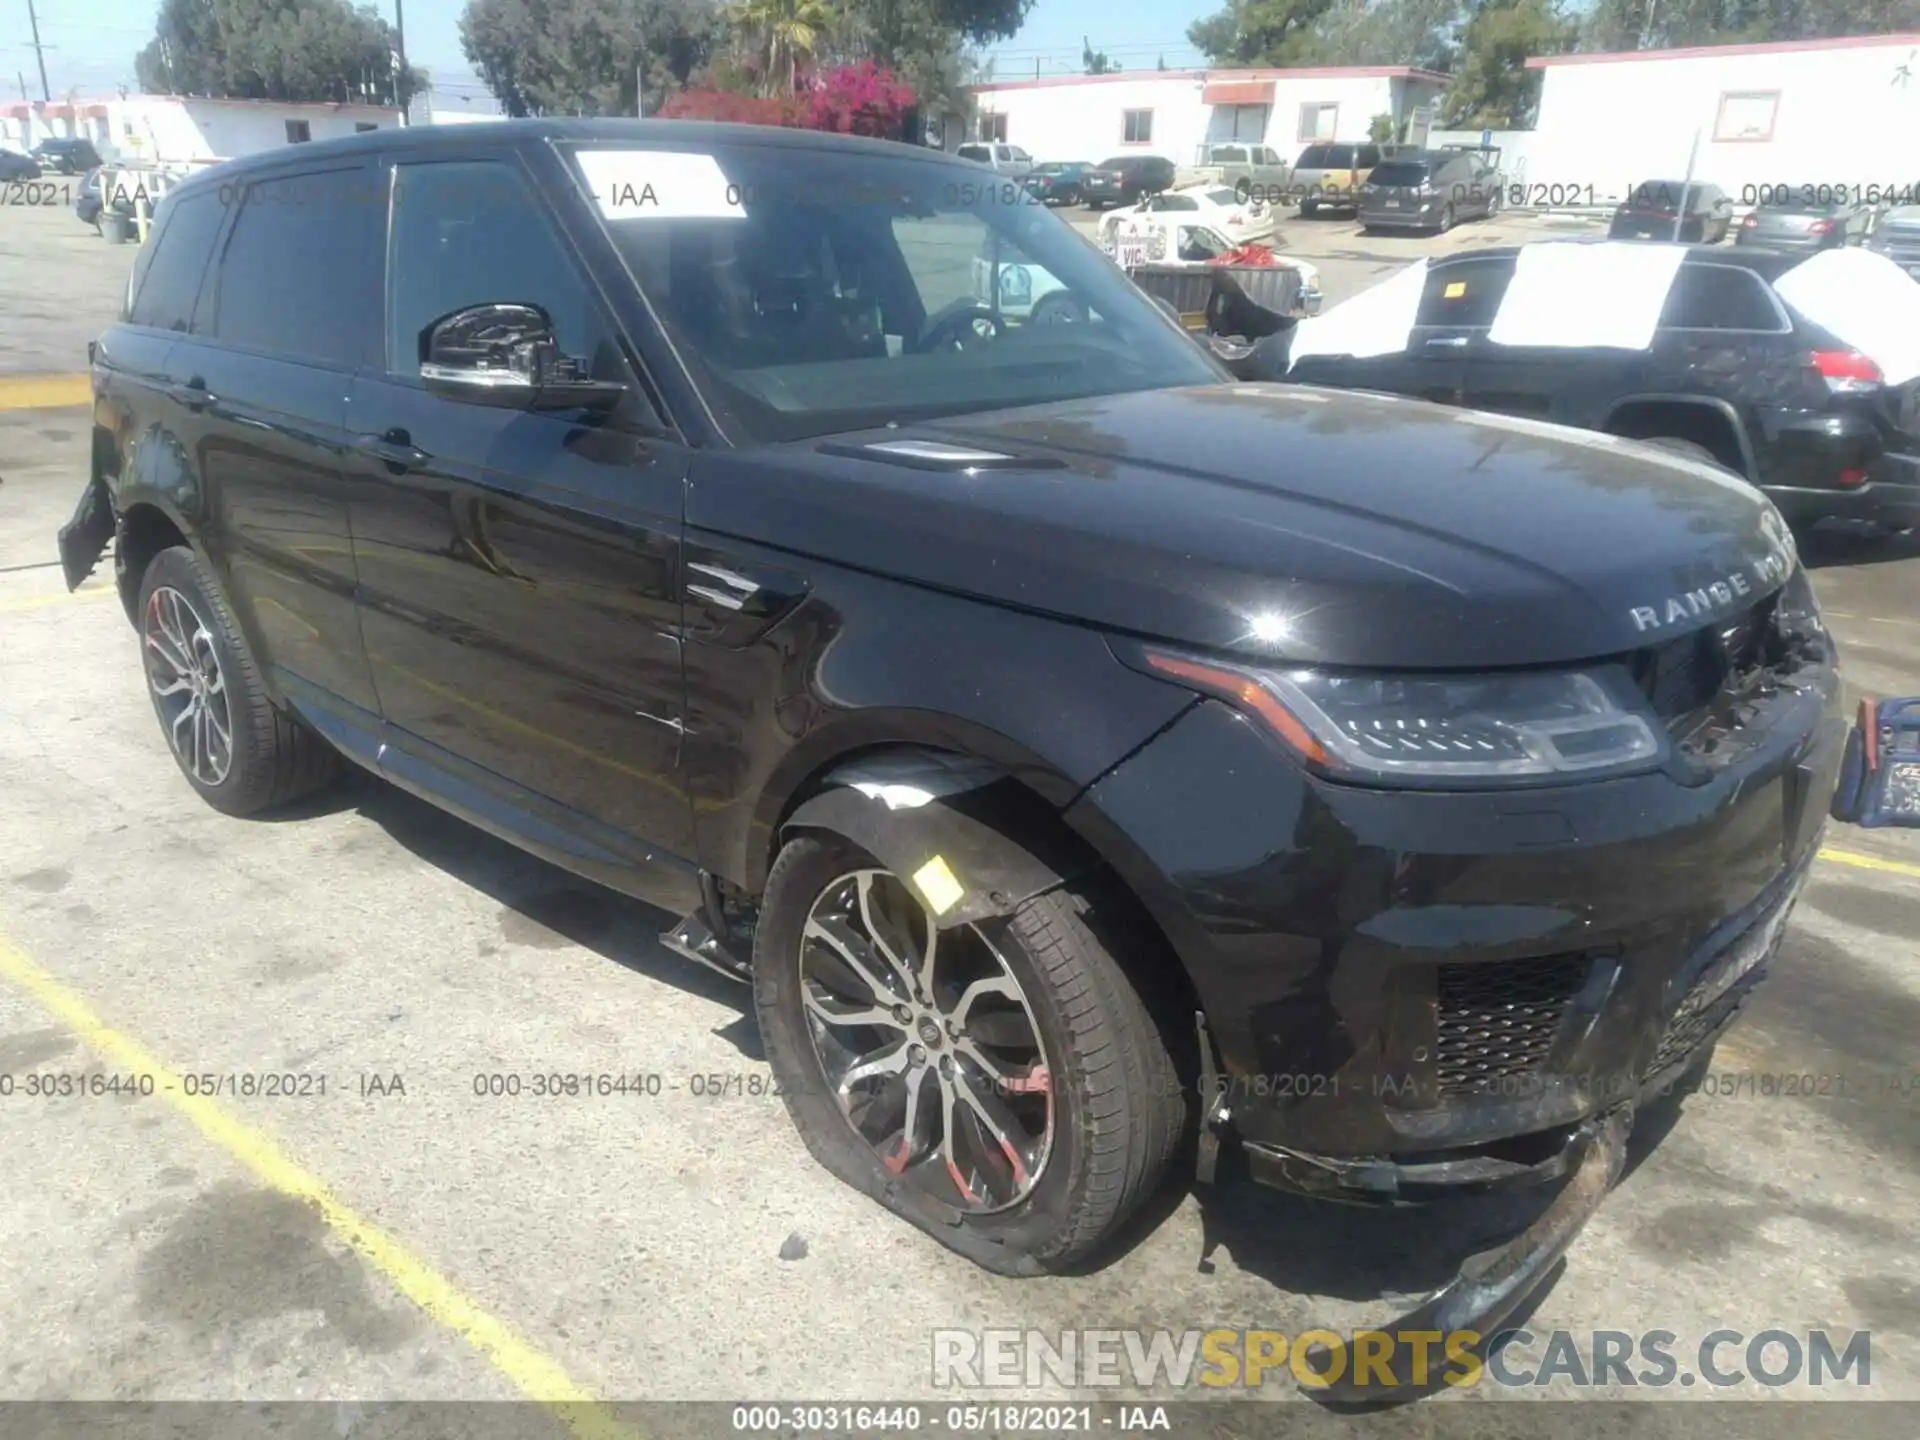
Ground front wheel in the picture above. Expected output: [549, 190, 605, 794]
[1437, 203, 1456, 233]
[754, 831, 1187, 1275]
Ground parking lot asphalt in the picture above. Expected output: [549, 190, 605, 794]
[3, 195, 1920, 1425]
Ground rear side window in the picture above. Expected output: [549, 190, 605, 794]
[1213, 146, 1248, 163]
[126, 189, 226, 331]
[958, 145, 988, 161]
[1658, 264, 1788, 331]
[1416, 258, 1515, 327]
[209, 169, 377, 366]
[1298, 145, 1349, 168]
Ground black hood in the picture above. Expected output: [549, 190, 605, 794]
[688, 383, 1799, 670]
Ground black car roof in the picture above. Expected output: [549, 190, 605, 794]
[170, 118, 955, 197]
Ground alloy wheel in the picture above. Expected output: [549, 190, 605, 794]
[143, 585, 234, 786]
[797, 869, 1054, 1213]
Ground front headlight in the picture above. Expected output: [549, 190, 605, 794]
[1136, 650, 1666, 787]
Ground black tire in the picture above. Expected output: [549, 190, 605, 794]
[754, 830, 1187, 1276]
[1437, 203, 1455, 234]
[1028, 291, 1090, 326]
[1301, 199, 1319, 217]
[135, 545, 340, 817]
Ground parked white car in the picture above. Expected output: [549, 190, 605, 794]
[1096, 184, 1273, 253]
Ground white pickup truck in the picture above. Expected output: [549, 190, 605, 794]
[1173, 143, 1292, 195]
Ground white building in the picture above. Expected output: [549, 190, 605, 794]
[1523, 32, 1920, 203]
[965, 66, 1450, 165]
[2, 96, 402, 167]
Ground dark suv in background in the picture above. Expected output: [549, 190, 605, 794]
[1082, 154, 1174, 208]
[32, 136, 104, 175]
[1280, 244, 1920, 532]
[1358, 149, 1502, 233]
[58, 124, 1843, 1338]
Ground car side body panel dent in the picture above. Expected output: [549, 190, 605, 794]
[677, 514, 1199, 895]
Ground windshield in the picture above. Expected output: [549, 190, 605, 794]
[1366, 161, 1431, 187]
[570, 141, 1221, 443]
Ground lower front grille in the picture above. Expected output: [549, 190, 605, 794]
[1435, 955, 1591, 1097]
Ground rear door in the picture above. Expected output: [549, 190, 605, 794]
[344, 146, 698, 869]
[1458, 254, 1657, 425]
[163, 162, 384, 716]
[60, 181, 227, 589]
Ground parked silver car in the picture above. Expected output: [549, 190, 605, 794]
[1735, 196, 1875, 254]
[956, 142, 1033, 180]
[1867, 204, 1920, 277]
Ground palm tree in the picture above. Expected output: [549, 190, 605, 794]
[725, 0, 835, 96]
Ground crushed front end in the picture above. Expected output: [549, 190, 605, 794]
[1065, 566, 1845, 1340]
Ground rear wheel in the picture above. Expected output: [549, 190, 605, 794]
[1437, 203, 1456, 233]
[136, 546, 340, 816]
[754, 831, 1187, 1275]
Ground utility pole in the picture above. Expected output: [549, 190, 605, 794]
[394, 0, 411, 123]
[16, 72, 28, 102]
[636, 59, 644, 116]
[26, 0, 52, 102]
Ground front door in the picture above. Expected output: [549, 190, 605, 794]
[345, 152, 698, 869]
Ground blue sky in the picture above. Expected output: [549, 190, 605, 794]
[4, 0, 1215, 104]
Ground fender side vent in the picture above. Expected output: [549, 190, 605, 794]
[816, 439, 1066, 473]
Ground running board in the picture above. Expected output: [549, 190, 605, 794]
[660, 911, 753, 984]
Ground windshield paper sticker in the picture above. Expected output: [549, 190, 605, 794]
[1488, 240, 1686, 351]
[575, 149, 745, 221]
[1772, 247, 1920, 387]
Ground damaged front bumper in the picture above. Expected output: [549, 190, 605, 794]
[57, 473, 115, 591]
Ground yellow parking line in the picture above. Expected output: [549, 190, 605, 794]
[1818, 847, 1920, 881]
[0, 586, 118, 615]
[0, 929, 639, 1440]
[0, 373, 91, 411]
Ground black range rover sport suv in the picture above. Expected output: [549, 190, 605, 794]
[58, 122, 1845, 1336]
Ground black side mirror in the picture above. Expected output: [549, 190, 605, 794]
[420, 303, 627, 413]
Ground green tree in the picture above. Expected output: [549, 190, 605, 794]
[1580, 0, 1919, 49]
[459, 0, 722, 116]
[1082, 35, 1118, 73]
[1298, 0, 1462, 70]
[1440, 0, 1574, 128]
[135, 0, 420, 105]
[725, 0, 835, 94]
[1187, 0, 1338, 67]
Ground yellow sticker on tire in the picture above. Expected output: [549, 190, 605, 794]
[912, 856, 966, 916]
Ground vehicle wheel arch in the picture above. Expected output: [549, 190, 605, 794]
[1601, 394, 1757, 480]
[760, 737, 1203, 1060]
[112, 497, 198, 624]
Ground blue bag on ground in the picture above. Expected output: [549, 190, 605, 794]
[1831, 697, 1920, 827]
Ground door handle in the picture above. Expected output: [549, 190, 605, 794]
[354, 429, 430, 470]
[166, 377, 214, 410]
[1423, 336, 1470, 352]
